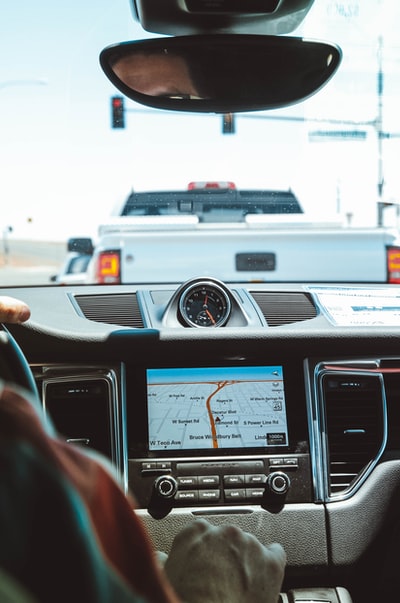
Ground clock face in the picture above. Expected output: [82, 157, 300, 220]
[179, 282, 231, 328]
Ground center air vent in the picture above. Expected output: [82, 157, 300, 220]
[320, 372, 386, 498]
[73, 293, 144, 328]
[250, 292, 317, 326]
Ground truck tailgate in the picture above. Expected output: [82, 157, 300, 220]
[96, 226, 395, 283]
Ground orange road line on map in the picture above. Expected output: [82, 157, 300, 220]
[206, 381, 228, 448]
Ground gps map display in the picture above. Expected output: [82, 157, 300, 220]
[146, 366, 289, 451]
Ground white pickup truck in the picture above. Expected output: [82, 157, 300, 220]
[79, 183, 400, 284]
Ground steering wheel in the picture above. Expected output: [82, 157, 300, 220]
[0, 325, 38, 396]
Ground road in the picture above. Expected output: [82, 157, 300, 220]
[0, 239, 66, 286]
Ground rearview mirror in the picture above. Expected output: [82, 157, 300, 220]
[100, 34, 341, 113]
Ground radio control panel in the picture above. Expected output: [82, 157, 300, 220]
[128, 454, 312, 517]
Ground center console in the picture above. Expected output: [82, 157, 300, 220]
[126, 363, 312, 517]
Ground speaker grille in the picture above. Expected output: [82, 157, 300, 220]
[250, 292, 317, 326]
[74, 293, 144, 328]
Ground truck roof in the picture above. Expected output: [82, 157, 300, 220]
[120, 188, 303, 223]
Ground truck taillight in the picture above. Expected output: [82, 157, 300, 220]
[387, 246, 400, 283]
[95, 250, 121, 284]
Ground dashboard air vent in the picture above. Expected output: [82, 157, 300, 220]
[73, 293, 144, 328]
[321, 373, 385, 497]
[44, 378, 112, 459]
[250, 292, 317, 326]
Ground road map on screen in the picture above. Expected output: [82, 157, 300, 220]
[147, 366, 289, 451]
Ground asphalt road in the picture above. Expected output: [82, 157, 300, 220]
[0, 239, 67, 286]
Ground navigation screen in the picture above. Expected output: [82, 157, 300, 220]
[146, 366, 289, 452]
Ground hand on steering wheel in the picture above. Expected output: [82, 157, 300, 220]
[0, 297, 31, 324]
[0, 296, 37, 395]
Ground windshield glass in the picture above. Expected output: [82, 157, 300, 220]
[2, 0, 400, 286]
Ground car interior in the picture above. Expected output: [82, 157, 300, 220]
[2, 1, 400, 602]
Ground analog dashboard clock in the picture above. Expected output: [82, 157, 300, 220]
[179, 280, 231, 327]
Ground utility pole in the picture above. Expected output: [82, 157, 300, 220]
[376, 36, 385, 227]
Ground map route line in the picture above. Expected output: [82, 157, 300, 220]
[206, 380, 232, 448]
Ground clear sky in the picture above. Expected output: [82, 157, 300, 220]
[2, 0, 400, 241]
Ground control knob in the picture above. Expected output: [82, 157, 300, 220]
[154, 475, 178, 499]
[266, 471, 290, 496]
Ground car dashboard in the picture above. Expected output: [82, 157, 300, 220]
[4, 277, 400, 603]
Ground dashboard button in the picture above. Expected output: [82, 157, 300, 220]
[269, 458, 284, 467]
[283, 457, 298, 468]
[142, 462, 158, 471]
[157, 461, 172, 470]
[178, 476, 198, 487]
[199, 490, 220, 501]
[175, 490, 198, 502]
[198, 475, 219, 486]
[246, 488, 265, 500]
[245, 473, 267, 484]
[224, 488, 246, 501]
[224, 474, 245, 485]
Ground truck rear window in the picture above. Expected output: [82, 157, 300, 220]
[122, 189, 303, 222]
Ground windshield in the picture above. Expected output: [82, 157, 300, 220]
[2, 0, 400, 286]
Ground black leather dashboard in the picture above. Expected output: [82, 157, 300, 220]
[4, 279, 400, 601]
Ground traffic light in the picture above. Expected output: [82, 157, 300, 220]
[111, 96, 125, 129]
[222, 113, 235, 135]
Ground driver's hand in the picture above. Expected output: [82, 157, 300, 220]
[0, 296, 31, 323]
[164, 519, 286, 603]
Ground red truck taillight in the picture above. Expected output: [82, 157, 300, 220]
[387, 246, 400, 283]
[95, 250, 121, 284]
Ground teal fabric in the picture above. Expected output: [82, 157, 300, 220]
[0, 441, 146, 603]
